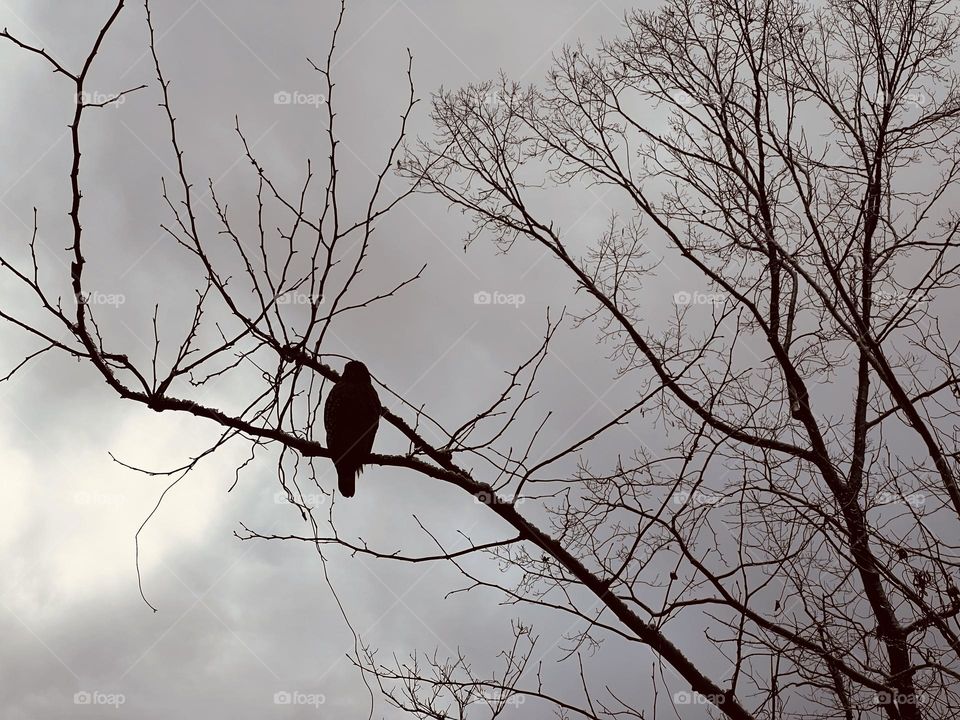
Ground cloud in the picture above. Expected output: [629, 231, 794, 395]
[0, 0, 656, 717]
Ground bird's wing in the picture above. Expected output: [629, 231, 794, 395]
[324, 381, 380, 455]
[323, 381, 351, 451]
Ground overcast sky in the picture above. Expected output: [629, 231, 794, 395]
[0, 2, 707, 718]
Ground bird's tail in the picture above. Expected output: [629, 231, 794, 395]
[337, 464, 358, 498]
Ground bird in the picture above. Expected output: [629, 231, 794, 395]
[323, 360, 381, 498]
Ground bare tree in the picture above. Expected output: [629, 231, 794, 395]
[2, 0, 960, 719]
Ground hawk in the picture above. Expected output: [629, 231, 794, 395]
[323, 360, 380, 498]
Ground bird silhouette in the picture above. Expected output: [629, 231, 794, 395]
[323, 360, 380, 498]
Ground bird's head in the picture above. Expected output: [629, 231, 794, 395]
[341, 360, 371, 384]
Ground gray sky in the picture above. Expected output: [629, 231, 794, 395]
[0, 2, 690, 718]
